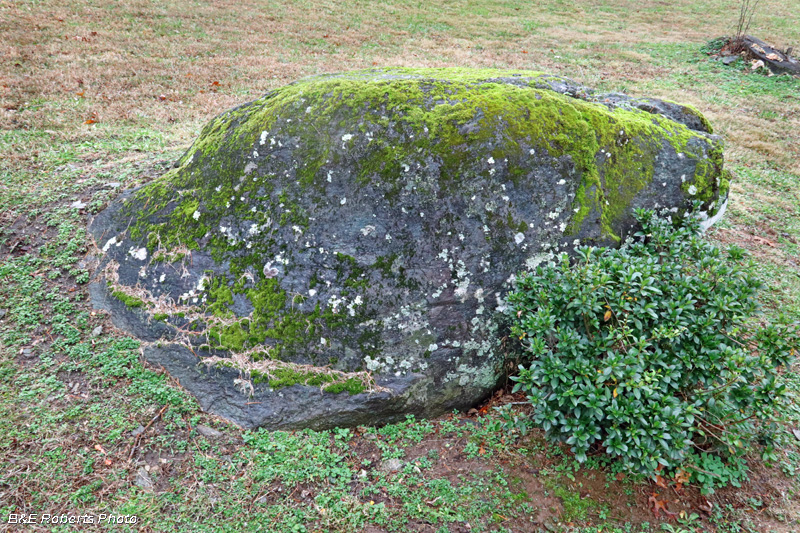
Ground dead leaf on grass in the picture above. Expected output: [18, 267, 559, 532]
[674, 469, 691, 484]
[753, 235, 777, 247]
[648, 492, 677, 519]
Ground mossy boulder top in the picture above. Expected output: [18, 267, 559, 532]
[89, 68, 729, 429]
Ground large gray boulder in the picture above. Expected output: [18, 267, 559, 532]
[89, 68, 729, 429]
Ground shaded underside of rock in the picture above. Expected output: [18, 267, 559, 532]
[89, 67, 729, 430]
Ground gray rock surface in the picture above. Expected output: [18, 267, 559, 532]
[88, 68, 729, 430]
[195, 424, 224, 438]
[378, 458, 404, 473]
[135, 468, 154, 492]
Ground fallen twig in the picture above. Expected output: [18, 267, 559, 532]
[127, 405, 168, 462]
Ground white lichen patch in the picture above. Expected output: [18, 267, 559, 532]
[346, 295, 364, 317]
[262, 262, 279, 278]
[688, 184, 698, 195]
[102, 237, 117, 252]
[514, 232, 525, 245]
[192, 210, 201, 220]
[525, 252, 553, 270]
[129, 247, 147, 261]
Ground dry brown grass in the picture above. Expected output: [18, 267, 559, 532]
[2, 0, 796, 144]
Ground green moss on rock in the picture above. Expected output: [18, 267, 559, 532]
[249, 367, 366, 394]
[111, 289, 146, 309]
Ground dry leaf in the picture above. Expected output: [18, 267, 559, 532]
[654, 474, 668, 489]
[766, 53, 781, 61]
[751, 59, 765, 70]
[648, 493, 677, 518]
[604, 309, 612, 321]
[674, 468, 691, 484]
[753, 235, 776, 247]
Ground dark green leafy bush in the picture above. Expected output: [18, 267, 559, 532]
[507, 209, 796, 475]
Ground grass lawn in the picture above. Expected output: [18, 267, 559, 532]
[1, 0, 800, 531]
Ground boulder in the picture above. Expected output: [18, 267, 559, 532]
[89, 68, 729, 430]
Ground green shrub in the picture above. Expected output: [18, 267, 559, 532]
[507, 209, 796, 475]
